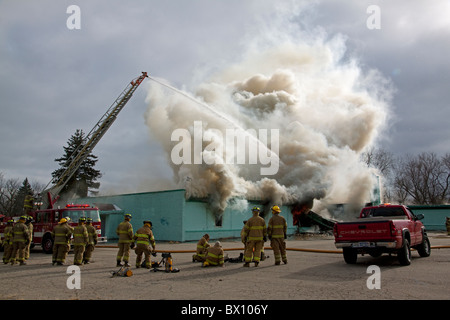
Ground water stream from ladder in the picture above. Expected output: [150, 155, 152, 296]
[148, 76, 282, 166]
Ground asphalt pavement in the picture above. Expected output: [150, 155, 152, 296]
[1, 232, 449, 310]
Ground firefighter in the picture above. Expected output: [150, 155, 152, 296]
[83, 217, 98, 264]
[133, 220, 156, 269]
[23, 193, 34, 215]
[116, 213, 134, 267]
[202, 241, 224, 267]
[10, 216, 30, 265]
[51, 218, 73, 265]
[2, 219, 14, 264]
[72, 217, 88, 265]
[242, 207, 267, 267]
[25, 216, 33, 260]
[192, 233, 210, 262]
[268, 205, 288, 265]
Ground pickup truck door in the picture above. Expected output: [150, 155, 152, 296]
[407, 208, 423, 245]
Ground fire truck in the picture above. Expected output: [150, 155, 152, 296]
[0, 72, 148, 253]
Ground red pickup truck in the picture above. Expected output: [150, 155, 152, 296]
[333, 204, 431, 265]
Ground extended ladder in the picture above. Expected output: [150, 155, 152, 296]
[43, 72, 148, 208]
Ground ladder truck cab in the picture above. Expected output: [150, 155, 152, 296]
[0, 72, 148, 253]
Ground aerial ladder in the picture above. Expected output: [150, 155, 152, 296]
[41, 72, 148, 209]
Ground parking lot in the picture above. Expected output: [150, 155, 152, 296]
[1, 232, 450, 304]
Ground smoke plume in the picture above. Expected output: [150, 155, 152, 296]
[144, 24, 391, 220]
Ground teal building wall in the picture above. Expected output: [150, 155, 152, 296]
[409, 205, 450, 231]
[75, 189, 296, 242]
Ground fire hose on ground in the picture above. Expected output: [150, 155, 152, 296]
[96, 245, 450, 254]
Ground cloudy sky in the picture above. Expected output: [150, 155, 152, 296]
[1, 0, 449, 195]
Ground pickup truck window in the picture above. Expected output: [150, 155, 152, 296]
[362, 207, 406, 217]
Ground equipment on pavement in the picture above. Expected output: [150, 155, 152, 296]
[111, 265, 133, 277]
[151, 252, 180, 273]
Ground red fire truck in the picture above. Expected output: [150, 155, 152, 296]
[0, 72, 148, 253]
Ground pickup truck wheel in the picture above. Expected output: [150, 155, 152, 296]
[398, 239, 411, 266]
[343, 247, 357, 264]
[417, 235, 431, 257]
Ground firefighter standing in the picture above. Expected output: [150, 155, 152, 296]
[51, 218, 73, 265]
[268, 205, 288, 265]
[242, 207, 267, 267]
[133, 220, 156, 269]
[72, 217, 88, 265]
[23, 193, 34, 215]
[2, 219, 14, 264]
[202, 241, 224, 267]
[83, 217, 98, 264]
[25, 216, 33, 260]
[10, 216, 30, 265]
[116, 213, 134, 267]
[192, 233, 210, 262]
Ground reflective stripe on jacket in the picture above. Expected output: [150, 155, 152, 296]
[86, 224, 98, 245]
[205, 245, 224, 266]
[116, 221, 134, 243]
[12, 222, 29, 243]
[52, 223, 73, 245]
[268, 214, 287, 239]
[242, 215, 267, 242]
[133, 226, 155, 248]
[196, 237, 210, 256]
[73, 225, 88, 246]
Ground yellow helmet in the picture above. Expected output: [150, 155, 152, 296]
[59, 218, 67, 224]
[271, 205, 281, 213]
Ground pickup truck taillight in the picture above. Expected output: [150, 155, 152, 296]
[389, 220, 397, 237]
[333, 223, 338, 237]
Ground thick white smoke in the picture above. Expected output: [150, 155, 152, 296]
[144, 30, 391, 221]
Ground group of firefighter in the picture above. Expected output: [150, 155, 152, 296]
[1, 215, 98, 266]
[1, 216, 34, 265]
[2, 204, 288, 269]
[192, 205, 288, 268]
[114, 205, 288, 270]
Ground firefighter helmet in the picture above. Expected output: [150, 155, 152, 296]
[271, 205, 281, 213]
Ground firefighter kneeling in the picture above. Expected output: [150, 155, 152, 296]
[202, 241, 224, 267]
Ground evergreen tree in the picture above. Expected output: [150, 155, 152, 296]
[13, 178, 34, 214]
[51, 129, 102, 198]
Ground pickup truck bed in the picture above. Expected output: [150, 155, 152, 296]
[334, 204, 431, 265]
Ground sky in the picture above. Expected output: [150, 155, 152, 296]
[1, 0, 449, 196]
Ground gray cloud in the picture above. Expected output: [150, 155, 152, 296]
[0, 0, 449, 195]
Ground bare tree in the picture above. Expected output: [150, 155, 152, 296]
[393, 152, 450, 204]
[0, 173, 21, 216]
[361, 147, 394, 177]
